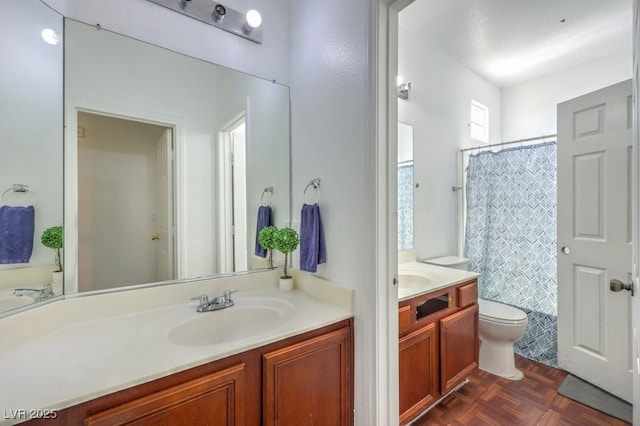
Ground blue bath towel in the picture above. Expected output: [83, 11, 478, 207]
[254, 205, 273, 257]
[300, 203, 326, 272]
[0, 205, 35, 264]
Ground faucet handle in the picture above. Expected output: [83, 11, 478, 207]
[191, 294, 209, 308]
[42, 283, 54, 297]
[223, 290, 238, 302]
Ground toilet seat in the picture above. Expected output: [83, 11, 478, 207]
[479, 299, 528, 325]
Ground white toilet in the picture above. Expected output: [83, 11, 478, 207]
[477, 299, 528, 380]
[423, 256, 529, 380]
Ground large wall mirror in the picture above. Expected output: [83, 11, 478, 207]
[0, 1, 64, 313]
[0, 0, 290, 315]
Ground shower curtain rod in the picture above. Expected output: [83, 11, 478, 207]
[459, 134, 557, 153]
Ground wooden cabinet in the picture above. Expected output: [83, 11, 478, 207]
[26, 319, 353, 426]
[263, 327, 352, 425]
[84, 364, 246, 426]
[398, 279, 478, 425]
[440, 304, 478, 394]
[399, 322, 438, 424]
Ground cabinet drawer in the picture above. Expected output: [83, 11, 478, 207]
[399, 305, 411, 336]
[457, 282, 477, 308]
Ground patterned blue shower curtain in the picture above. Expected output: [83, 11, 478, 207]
[464, 142, 558, 367]
[398, 163, 414, 251]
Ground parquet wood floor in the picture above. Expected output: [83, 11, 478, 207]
[412, 355, 631, 426]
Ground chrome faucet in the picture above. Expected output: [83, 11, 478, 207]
[14, 283, 55, 302]
[192, 290, 238, 312]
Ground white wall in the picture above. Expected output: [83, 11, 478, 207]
[289, 0, 378, 423]
[398, 27, 501, 261]
[501, 50, 632, 141]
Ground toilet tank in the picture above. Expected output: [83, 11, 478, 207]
[422, 256, 469, 270]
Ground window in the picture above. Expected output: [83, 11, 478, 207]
[470, 100, 489, 143]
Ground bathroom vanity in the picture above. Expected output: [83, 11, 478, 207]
[397, 262, 479, 425]
[0, 270, 354, 425]
[33, 320, 352, 426]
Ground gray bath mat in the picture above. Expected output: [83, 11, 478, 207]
[558, 374, 632, 423]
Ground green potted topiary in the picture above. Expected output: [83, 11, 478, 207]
[41, 226, 63, 290]
[258, 225, 278, 269]
[273, 227, 299, 291]
[42, 226, 63, 272]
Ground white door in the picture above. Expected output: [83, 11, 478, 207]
[155, 129, 174, 281]
[557, 79, 633, 403]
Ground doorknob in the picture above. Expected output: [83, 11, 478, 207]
[561, 246, 571, 254]
[610, 279, 633, 296]
[151, 234, 160, 241]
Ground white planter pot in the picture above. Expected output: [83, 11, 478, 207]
[279, 276, 293, 291]
[51, 271, 63, 295]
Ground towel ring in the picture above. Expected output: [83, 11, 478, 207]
[1, 184, 37, 207]
[303, 178, 321, 204]
[261, 186, 273, 207]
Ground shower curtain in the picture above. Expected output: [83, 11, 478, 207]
[464, 142, 557, 367]
[398, 163, 414, 251]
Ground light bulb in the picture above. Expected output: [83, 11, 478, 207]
[245, 10, 262, 29]
[41, 28, 59, 45]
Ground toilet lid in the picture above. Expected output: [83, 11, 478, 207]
[479, 299, 528, 323]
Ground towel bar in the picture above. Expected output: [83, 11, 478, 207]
[303, 178, 321, 204]
[1, 184, 37, 206]
[261, 186, 273, 206]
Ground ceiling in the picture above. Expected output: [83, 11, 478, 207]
[399, 0, 632, 88]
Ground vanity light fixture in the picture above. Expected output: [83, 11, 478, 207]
[41, 28, 60, 45]
[244, 9, 262, 34]
[397, 75, 412, 100]
[147, 0, 263, 44]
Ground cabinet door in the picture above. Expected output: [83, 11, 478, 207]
[398, 322, 438, 425]
[262, 327, 352, 426]
[84, 363, 246, 426]
[440, 304, 479, 394]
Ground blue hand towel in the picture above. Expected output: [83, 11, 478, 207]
[254, 205, 273, 257]
[300, 203, 326, 273]
[0, 205, 35, 264]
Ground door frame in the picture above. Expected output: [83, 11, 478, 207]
[632, 1, 640, 422]
[217, 112, 248, 274]
[377, 0, 414, 424]
[64, 97, 183, 294]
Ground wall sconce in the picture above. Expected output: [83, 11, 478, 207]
[147, 0, 263, 44]
[397, 76, 412, 100]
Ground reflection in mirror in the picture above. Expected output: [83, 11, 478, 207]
[65, 19, 290, 294]
[0, 0, 63, 314]
[398, 122, 414, 251]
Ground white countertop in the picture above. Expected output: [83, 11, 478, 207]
[397, 261, 480, 302]
[0, 269, 353, 424]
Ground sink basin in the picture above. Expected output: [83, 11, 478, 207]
[0, 295, 34, 311]
[168, 297, 294, 346]
[398, 272, 438, 289]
